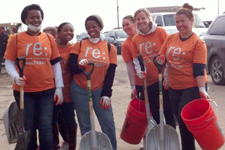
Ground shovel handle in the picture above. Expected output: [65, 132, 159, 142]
[82, 62, 95, 117]
[16, 57, 26, 110]
[137, 54, 145, 72]
[82, 62, 94, 80]
[16, 57, 26, 77]
[153, 55, 165, 74]
[137, 54, 152, 125]
[82, 62, 94, 102]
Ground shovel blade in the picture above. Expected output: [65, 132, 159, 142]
[14, 110, 31, 150]
[146, 118, 157, 133]
[3, 102, 20, 144]
[14, 130, 31, 150]
[79, 131, 113, 150]
[145, 124, 180, 150]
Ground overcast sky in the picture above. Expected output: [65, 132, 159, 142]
[1, 0, 224, 36]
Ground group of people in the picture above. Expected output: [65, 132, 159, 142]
[3, 2, 209, 150]
[121, 3, 209, 150]
[4, 3, 117, 150]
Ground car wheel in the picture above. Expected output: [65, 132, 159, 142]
[210, 56, 225, 85]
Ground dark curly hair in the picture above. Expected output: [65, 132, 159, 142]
[21, 4, 44, 25]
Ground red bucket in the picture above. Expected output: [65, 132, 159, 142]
[120, 99, 148, 144]
[181, 99, 225, 150]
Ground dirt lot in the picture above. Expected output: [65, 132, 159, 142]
[0, 55, 225, 150]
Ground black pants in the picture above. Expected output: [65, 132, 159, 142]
[169, 86, 201, 150]
[136, 82, 176, 128]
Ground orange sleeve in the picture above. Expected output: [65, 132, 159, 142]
[109, 44, 117, 65]
[159, 34, 173, 55]
[159, 27, 168, 43]
[193, 39, 207, 64]
[47, 35, 60, 60]
[121, 38, 133, 63]
[132, 36, 139, 58]
[4, 34, 17, 61]
[70, 41, 81, 55]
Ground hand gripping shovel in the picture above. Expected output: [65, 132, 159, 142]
[144, 57, 180, 150]
[14, 57, 31, 150]
[137, 54, 157, 149]
[79, 62, 113, 150]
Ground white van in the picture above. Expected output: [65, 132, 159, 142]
[151, 12, 208, 36]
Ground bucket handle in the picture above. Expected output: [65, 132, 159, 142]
[203, 99, 218, 122]
[208, 99, 218, 114]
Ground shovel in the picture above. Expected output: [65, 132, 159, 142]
[3, 101, 20, 144]
[79, 62, 113, 150]
[14, 56, 31, 150]
[144, 57, 180, 150]
[137, 54, 157, 148]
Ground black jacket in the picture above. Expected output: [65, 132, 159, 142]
[0, 33, 9, 55]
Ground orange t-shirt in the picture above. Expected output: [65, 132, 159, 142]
[132, 27, 168, 86]
[122, 36, 143, 86]
[70, 39, 117, 91]
[159, 33, 207, 89]
[4, 32, 60, 92]
[58, 43, 73, 102]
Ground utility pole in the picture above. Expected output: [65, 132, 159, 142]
[117, 0, 119, 29]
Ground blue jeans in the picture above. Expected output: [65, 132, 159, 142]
[71, 80, 117, 150]
[14, 88, 54, 150]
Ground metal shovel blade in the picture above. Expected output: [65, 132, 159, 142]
[79, 131, 113, 150]
[14, 110, 31, 150]
[146, 117, 157, 134]
[3, 101, 19, 144]
[145, 124, 180, 150]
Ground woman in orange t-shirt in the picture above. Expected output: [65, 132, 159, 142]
[121, 15, 143, 100]
[157, 3, 209, 150]
[51, 22, 77, 150]
[4, 4, 63, 150]
[68, 15, 117, 150]
[132, 8, 175, 127]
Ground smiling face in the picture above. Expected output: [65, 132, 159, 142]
[85, 20, 101, 38]
[175, 14, 193, 38]
[135, 11, 151, 34]
[25, 10, 42, 27]
[122, 18, 136, 36]
[57, 24, 74, 43]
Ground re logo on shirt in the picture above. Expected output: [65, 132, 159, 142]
[25, 42, 49, 65]
[25, 42, 48, 57]
[84, 47, 108, 60]
[167, 46, 185, 69]
[139, 41, 158, 55]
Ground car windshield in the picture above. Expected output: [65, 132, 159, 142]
[115, 30, 127, 38]
[194, 14, 206, 28]
[163, 14, 176, 26]
[161, 13, 206, 28]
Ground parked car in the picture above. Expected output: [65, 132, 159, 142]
[151, 12, 208, 36]
[105, 28, 127, 54]
[203, 13, 225, 85]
